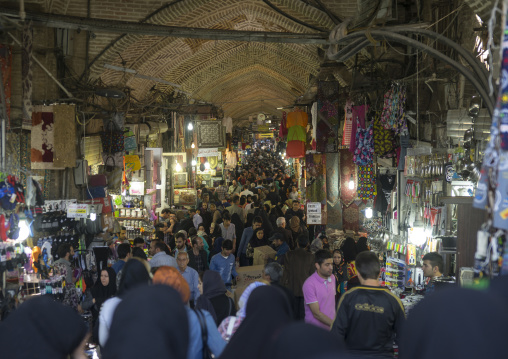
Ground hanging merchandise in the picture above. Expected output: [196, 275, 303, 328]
[353, 123, 374, 165]
[279, 112, 288, 138]
[380, 83, 407, 134]
[357, 164, 376, 200]
[287, 125, 306, 142]
[124, 130, 137, 152]
[373, 115, 397, 158]
[286, 140, 305, 158]
[342, 99, 353, 146]
[100, 125, 124, 154]
[286, 110, 308, 128]
[349, 104, 369, 154]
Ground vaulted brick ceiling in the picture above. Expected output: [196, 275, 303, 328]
[79, 0, 351, 121]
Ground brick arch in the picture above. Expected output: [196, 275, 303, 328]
[197, 65, 299, 103]
[111, 40, 318, 102]
[92, 0, 333, 77]
[94, 0, 329, 81]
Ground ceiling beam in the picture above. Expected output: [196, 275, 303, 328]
[0, 8, 329, 44]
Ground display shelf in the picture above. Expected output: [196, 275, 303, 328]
[115, 217, 147, 220]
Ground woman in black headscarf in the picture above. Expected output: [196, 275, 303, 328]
[196, 270, 236, 325]
[341, 237, 359, 291]
[0, 296, 88, 358]
[91, 267, 117, 314]
[103, 285, 189, 359]
[399, 287, 508, 359]
[219, 285, 293, 359]
[98, 257, 151, 347]
[356, 237, 370, 253]
[249, 227, 268, 248]
[267, 322, 346, 359]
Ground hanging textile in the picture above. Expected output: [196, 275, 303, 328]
[349, 104, 369, 154]
[223, 117, 233, 134]
[317, 81, 339, 152]
[380, 83, 407, 134]
[357, 164, 376, 200]
[53, 105, 77, 168]
[0, 45, 12, 127]
[279, 112, 288, 138]
[353, 123, 374, 165]
[326, 153, 342, 229]
[306, 154, 327, 224]
[373, 115, 396, 158]
[286, 111, 308, 128]
[287, 126, 306, 142]
[22, 21, 33, 129]
[342, 100, 353, 146]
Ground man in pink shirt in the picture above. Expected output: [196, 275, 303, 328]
[303, 249, 336, 330]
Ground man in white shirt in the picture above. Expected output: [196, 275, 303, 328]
[240, 185, 254, 197]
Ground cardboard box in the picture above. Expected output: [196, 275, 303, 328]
[253, 245, 276, 266]
[236, 265, 264, 287]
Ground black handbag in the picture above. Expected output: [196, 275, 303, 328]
[193, 309, 214, 359]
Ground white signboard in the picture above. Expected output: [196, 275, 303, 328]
[307, 202, 322, 225]
[197, 148, 219, 157]
[67, 203, 88, 218]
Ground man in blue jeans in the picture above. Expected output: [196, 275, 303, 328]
[210, 239, 238, 288]
[237, 216, 263, 267]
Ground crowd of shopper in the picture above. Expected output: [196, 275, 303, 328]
[2, 147, 508, 358]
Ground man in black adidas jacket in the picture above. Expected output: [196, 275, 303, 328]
[331, 251, 405, 358]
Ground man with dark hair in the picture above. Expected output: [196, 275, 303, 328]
[302, 250, 335, 329]
[209, 239, 238, 289]
[331, 251, 405, 357]
[270, 233, 289, 265]
[53, 243, 75, 285]
[116, 226, 127, 242]
[285, 200, 305, 224]
[282, 234, 315, 320]
[149, 240, 177, 269]
[188, 236, 209, 273]
[112, 243, 131, 274]
[237, 216, 263, 267]
[266, 184, 280, 206]
[132, 237, 147, 260]
[422, 252, 444, 280]
[422, 252, 444, 294]
[174, 232, 190, 258]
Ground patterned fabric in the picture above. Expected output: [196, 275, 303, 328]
[317, 81, 339, 152]
[305, 154, 327, 225]
[326, 153, 342, 230]
[342, 100, 353, 146]
[380, 84, 407, 134]
[22, 21, 33, 128]
[357, 164, 376, 200]
[349, 105, 369, 155]
[353, 123, 374, 165]
[373, 116, 396, 158]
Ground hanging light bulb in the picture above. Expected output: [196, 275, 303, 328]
[191, 142, 195, 149]
[191, 159, 197, 166]
[89, 205, 97, 221]
[205, 161, 210, 170]
[365, 207, 373, 219]
[175, 162, 182, 172]
[187, 122, 193, 131]
[348, 174, 355, 190]
[18, 219, 30, 241]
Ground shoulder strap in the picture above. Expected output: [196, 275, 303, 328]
[193, 309, 208, 358]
